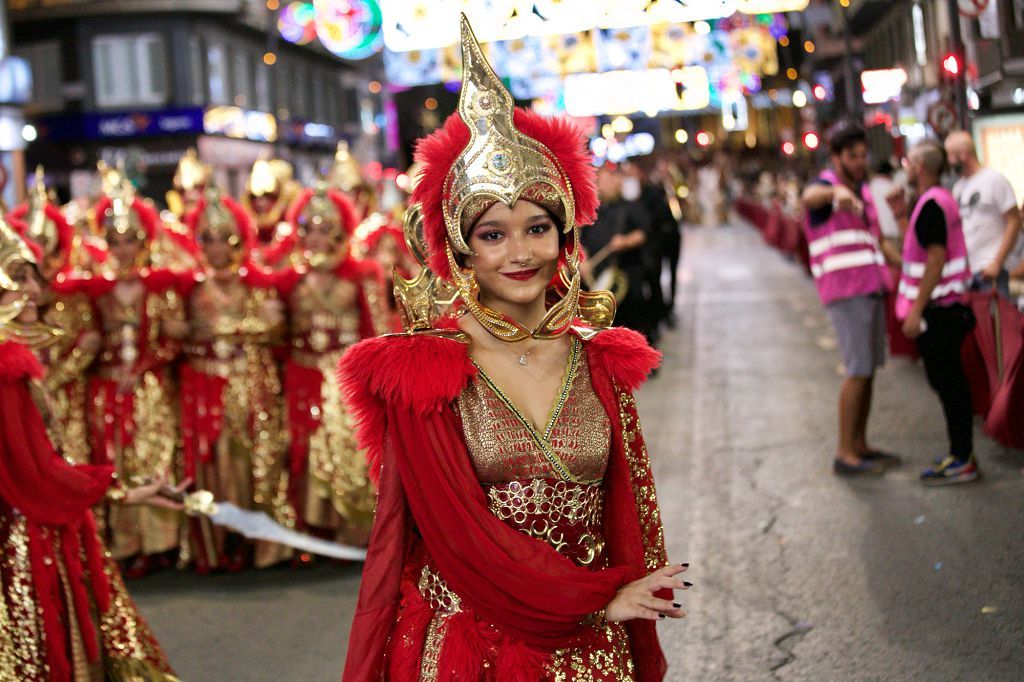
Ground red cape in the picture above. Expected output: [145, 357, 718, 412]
[338, 326, 669, 681]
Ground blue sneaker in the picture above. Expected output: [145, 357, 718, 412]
[920, 455, 979, 486]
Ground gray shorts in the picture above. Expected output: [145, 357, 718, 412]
[825, 294, 886, 378]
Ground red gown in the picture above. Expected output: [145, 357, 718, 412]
[55, 269, 184, 562]
[339, 326, 670, 681]
[0, 341, 177, 681]
[276, 256, 393, 543]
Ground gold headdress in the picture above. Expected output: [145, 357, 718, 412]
[167, 148, 211, 217]
[0, 215, 61, 347]
[25, 166, 59, 258]
[197, 185, 242, 247]
[97, 161, 146, 242]
[243, 158, 297, 231]
[405, 15, 607, 340]
[329, 141, 364, 193]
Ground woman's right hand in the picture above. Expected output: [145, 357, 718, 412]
[606, 564, 690, 623]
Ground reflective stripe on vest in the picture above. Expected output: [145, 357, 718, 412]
[902, 256, 969, 279]
[807, 229, 881, 258]
[897, 277, 967, 302]
[811, 249, 885, 278]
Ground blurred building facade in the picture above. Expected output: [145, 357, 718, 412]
[7, 0, 383, 203]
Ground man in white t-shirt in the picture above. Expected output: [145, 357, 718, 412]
[945, 131, 1021, 297]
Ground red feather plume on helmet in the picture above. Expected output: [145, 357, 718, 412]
[93, 196, 161, 242]
[411, 108, 599, 282]
[266, 187, 360, 264]
[183, 194, 257, 256]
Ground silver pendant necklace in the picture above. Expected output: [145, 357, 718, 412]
[516, 340, 542, 366]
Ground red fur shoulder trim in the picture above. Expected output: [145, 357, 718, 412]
[0, 342, 44, 382]
[338, 333, 476, 482]
[582, 326, 661, 392]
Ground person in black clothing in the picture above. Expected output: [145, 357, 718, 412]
[630, 159, 682, 330]
[583, 164, 656, 342]
[888, 141, 979, 486]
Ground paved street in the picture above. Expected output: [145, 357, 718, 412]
[132, 222, 1024, 681]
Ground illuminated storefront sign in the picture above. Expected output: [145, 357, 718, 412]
[860, 68, 908, 105]
[381, 0, 737, 52]
[974, 114, 1024, 203]
[564, 67, 710, 116]
[203, 106, 277, 143]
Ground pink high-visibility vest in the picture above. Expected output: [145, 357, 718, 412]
[803, 170, 890, 305]
[895, 185, 971, 320]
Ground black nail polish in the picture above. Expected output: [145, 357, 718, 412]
[683, 581, 693, 587]
[680, 563, 690, 568]
[672, 602, 681, 608]
[658, 613, 666, 619]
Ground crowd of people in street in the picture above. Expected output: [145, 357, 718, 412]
[800, 124, 1024, 484]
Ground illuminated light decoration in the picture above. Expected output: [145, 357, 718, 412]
[813, 84, 827, 100]
[601, 123, 615, 138]
[314, 0, 384, 60]
[779, 35, 789, 47]
[786, 67, 797, 80]
[204, 106, 278, 142]
[782, 140, 795, 155]
[735, 0, 809, 13]
[941, 52, 962, 77]
[861, 67, 908, 104]
[695, 20, 712, 35]
[912, 4, 928, 68]
[675, 128, 689, 144]
[267, 0, 281, 9]
[303, 122, 335, 138]
[563, 67, 710, 116]
[611, 115, 634, 133]
[721, 91, 749, 130]
[263, 52, 278, 66]
[395, 172, 410, 190]
[22, 124, 38, 142]
[380, 0, 738, 52]
[423, 97, 438, 110]
[802, 131, 819, 149]
[278, 2, 317, 45]
[677, 185, 690, 199]
[368, 80, 382, 93]
[839, 0, 849, 6]
[804, 40, 815, 53]
[590, 136, 609, 157]
[696, 130, 712, 146]
[792, 89, 807, 107]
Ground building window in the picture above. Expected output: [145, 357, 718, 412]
[188, 35, 205, 106]
[92, 33, 168, 108]
[14, 41, 63, 112]
[255, 60, 271, 112]
[232, 48, 252, 107]
[207, 43, 229, 105]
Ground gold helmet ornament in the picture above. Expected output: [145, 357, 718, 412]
[186, 184, 255, 265]
[25, 166, 60, 258]
[281, 178, 360, 268]
[408, 14, 606, 340]
[166, 148, 211, 217]
[0, 214, 62, 347]
[243, 158, 298, 234]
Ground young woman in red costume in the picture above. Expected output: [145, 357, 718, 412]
[8, 166, 106, 466]
[339, 17, 686, 682]
[55, 171, 184, 578]
[0, 216, 182, 681]
[177, 187, 293, 572]
[273, 183, 393, 548]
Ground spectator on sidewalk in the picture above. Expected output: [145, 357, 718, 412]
[868, 160, 901, 242]
[801, 126, 902, 476]
[944, 131, 1021, 297]
[888, 141, 979, 486]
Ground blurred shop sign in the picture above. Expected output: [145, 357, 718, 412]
[564, 67, 710, 116]
[974, 114, 1024, 201]
[861, 68, 907, 105]
[203, 106, 277, 143]
[381, 0, 737, 52]
[0, 57, 32, 105]
[32, 107, 204, 141]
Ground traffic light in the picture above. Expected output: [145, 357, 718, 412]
[941, 52, 962, 78]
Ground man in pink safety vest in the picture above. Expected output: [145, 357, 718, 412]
[888, 140, 978, 486]
[802, 126, 903, 477]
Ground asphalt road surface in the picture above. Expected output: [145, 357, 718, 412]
[131, 222, 1024, 681]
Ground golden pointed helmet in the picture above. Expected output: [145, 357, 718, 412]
[174, 148, 210, 192]
[24, 166, 60, 258]
[187, 183, 255, 258]
[96, 161, 147, 242]
[0, 213, 41, 325]
[409, 14, 600, 341]
[329, 141, 365, 193]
